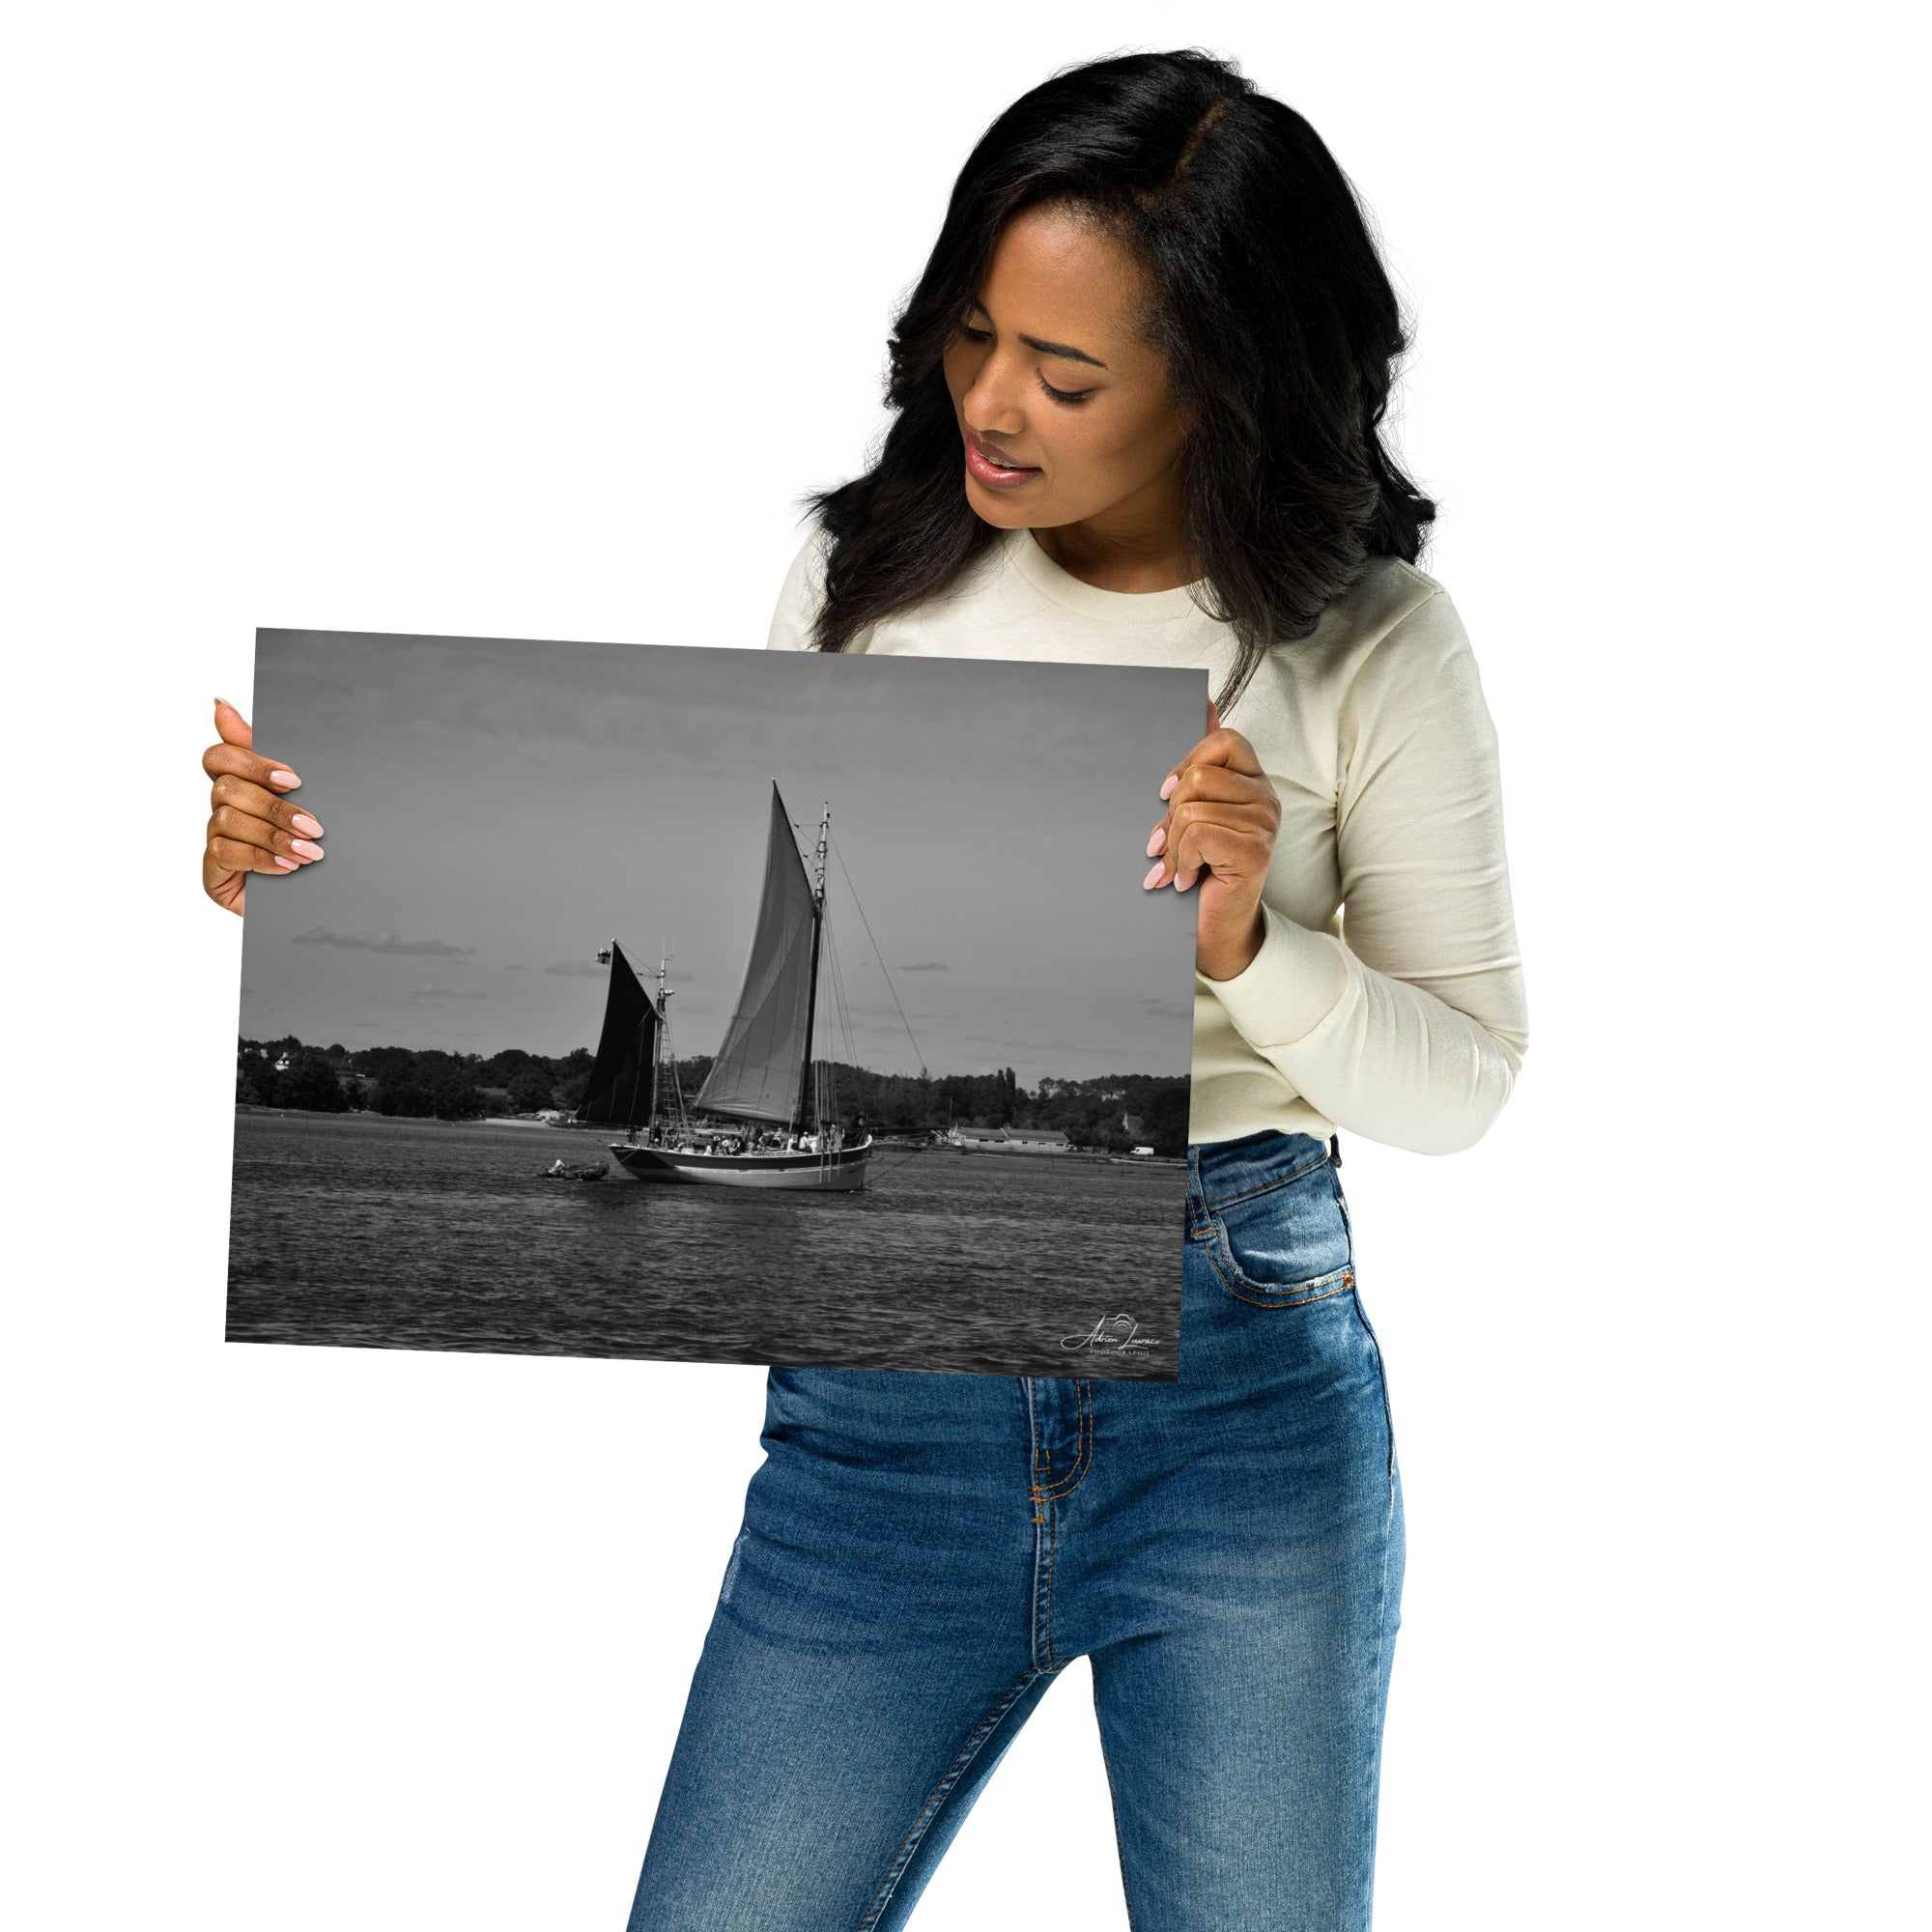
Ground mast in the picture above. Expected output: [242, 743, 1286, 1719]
[651, 945, 673, 1134]
[793, 802, 831, 1136]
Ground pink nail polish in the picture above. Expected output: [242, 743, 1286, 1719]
[1143, 862, 1165, 889]
[291, 812, 323, 837]
[1159, 774, 1178, 800]
[291, 838, 324, 861]
[269, 769, 298, 787]
[272, 855, 299, 869]
[1146, 826, 1167, 857]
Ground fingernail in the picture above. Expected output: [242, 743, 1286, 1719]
[1143, 861, 1166, 889]
[291, 812, 324, 837]
[291, 838, 324, 861]
[1146, 826, 1167, 857]
[272, 855, 299, 870]
[269, 769, 299, 787]
[1159, 774, 1178, 800]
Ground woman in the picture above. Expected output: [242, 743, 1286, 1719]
[201, 48, 1528, 1932]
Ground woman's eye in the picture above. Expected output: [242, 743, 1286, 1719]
[958, 325, 991, 343]
[1037, 373, 1094, 406]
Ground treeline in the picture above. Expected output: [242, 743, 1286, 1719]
[811, 1063, 1190, 1156]
[236, 1037, 600, 1121]
[238, 1037, 1191, 1153]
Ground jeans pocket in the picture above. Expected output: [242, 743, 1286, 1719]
[1204, 1155, 1355, 1308]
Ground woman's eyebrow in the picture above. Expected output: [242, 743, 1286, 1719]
[967, 301, 1109, 369]
[1018, 333, 1108, 369]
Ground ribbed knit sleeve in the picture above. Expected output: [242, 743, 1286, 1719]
[1202, 588, 1530, 1154]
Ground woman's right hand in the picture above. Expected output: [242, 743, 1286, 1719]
[201, 697, 326, 916]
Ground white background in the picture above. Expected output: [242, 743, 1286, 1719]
[4, 3, 1923, 1926]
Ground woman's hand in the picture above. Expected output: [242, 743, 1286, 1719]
[201, 697, 325, 916]
[1144, 697, 1280, 980]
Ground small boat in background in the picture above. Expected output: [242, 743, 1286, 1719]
[541, 1159, 609, 1182]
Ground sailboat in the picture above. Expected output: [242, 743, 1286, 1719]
[575, 781, 873, 1191]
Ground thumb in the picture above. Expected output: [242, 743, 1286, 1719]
[1206, 695, 1222, 735]
[213, 696, 253, 751]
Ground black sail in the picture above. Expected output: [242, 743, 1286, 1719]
[695, 783, 818, 1125]
[575, 941, 660, 1127]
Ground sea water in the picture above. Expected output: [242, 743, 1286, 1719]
[226, 1112, 1187, 1380]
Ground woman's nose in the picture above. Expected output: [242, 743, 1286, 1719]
[961, 360, 1028, 436]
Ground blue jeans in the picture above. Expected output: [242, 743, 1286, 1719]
[625, 1130, 1405, 1930]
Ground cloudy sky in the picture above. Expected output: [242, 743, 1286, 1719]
[238, 631, 1205, 1084]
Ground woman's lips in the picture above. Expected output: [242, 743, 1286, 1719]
[963, 433, 1042, 489]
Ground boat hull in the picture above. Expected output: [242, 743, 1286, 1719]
[608, 1135, 872, 1191]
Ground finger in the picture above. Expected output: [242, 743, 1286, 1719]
[208, 803, 325, 867]
[1162, 762, 1273, 810]
[1172, 814, 1272, 891]
[1146, 810, 1271, 890]
[213, 696, 253, 751]
[1161, 725, 1263, 795]
[1206, 695, 1221, 736]
[207, 827, 306, 875]
[1148, 771, 1276, 866]
[203, 737, 302, 795]
[208, 769, 325, 838]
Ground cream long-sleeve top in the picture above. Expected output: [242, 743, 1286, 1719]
[765, 523, 1529, 1155]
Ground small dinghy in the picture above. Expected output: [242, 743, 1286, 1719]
[541, 1160, 609, 1182]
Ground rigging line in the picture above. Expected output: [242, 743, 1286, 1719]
[821, 915, 856, 1128]
[828, 832, 928, 1078]
[822, 915, 858, 1085]
[834, 919, 865, 1113]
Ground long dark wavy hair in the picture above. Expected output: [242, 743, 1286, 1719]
[803, 48, 1435, 713]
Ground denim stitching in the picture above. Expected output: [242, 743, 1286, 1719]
[1022, 1383, 1063, 1669]
[1037, 1496, 1060, 1669]
[1038, 1378, 1094, 1499]
[1350, 1293, 1397, 1491]
[1197, 1148, 1333, 1213]
[855, 1664, 1046, 1930]
[1201, 1229, 1355, 1309]
[1026, 1379, 1093, 1671]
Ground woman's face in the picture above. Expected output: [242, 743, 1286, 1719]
[940, 202, 1190, 539]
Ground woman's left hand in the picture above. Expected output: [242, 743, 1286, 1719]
[1145, 697, 1281, 981]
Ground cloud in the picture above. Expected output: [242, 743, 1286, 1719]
[897, 961, 949, 972]
[969, 1033, 1122, 1055]
[294, 926, 473, 957]
[543, 959, 606, 977]
[405, 986, 491, 1002]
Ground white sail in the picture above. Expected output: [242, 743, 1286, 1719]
[694, 784, 819, 1124]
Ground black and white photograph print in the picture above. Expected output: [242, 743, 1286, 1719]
[228, 628, 1206, 1379]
